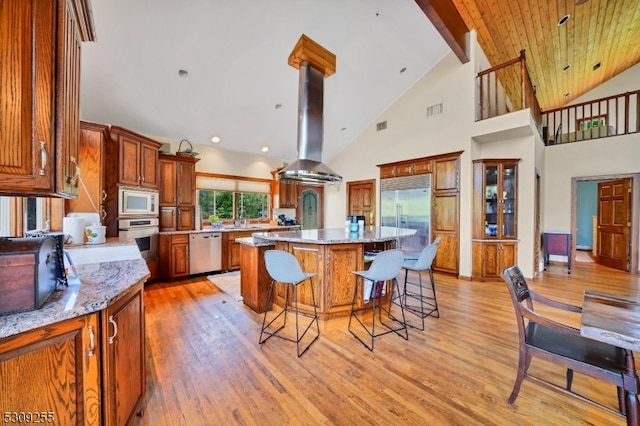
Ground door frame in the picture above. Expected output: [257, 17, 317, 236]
[571, 173, 639, 274]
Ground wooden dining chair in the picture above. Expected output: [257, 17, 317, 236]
[501, 265, 631, 419]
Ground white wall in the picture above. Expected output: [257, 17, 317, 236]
[161, 140, 286, 179]
[544, 63, 640, 233]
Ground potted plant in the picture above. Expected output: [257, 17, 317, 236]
[209, 214, 222, 228]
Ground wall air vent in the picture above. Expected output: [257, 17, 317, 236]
[426, 103, 443, 117]
[376, 120, 387, 131]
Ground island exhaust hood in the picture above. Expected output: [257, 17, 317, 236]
[277, 35, 342, 185]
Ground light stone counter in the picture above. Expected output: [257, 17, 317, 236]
[255, 226, 416, 245]
[0, 240, 149, 339]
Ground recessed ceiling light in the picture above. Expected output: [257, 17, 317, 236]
[274, 104, 282, 109]
[261, 146, 269, 153]
[593, 62, 601, 70]
[562, 64, 571, 71]
[178, 69, 189, 78]
[341, 127, 347, 131]
[211, 136, 220, 143]
[399, 67, 407, 74]
[558, 15, 570, 26]
[564, 92, 571, 97]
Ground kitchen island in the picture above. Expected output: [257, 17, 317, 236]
[243, 227, 415, 320]
[0, 241, 149, 426]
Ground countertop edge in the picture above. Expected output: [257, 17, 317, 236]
[0, 249, 149, 340]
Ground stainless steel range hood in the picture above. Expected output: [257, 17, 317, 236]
[277, 36, 342, 185]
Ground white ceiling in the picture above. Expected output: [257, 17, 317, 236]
[80, 0, 451, 163]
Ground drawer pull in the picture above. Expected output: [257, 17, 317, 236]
[87, 325, 95, 356]
[39, 141, 47, 176]
[108, 315, 118, 344]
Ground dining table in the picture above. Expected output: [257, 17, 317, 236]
[580, 290, 640, 426]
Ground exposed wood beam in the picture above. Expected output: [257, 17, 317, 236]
[415, 0, 469, 63]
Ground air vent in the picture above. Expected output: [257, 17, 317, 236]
[376, 121, 387, 131]
[426, 103, 443, 117]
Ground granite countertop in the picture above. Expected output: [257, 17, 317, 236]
[255, 226, 417, 245]
[0, 241, 149, 340]
[159, 225, 297, 236]
[236, 237, 276, 247]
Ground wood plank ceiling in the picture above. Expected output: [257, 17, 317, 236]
[449, 0, 640, 111]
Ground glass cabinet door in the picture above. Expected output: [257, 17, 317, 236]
[484, 165, 498, 237]
[501, 164, 517, 238]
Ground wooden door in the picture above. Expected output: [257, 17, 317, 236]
[140, 142, 160, 188]
[102, 284, 145, 426]
[0, 314, 101, 426]
[118, 136, 141, 187]
[0, 0, 56, 194]
[298, 186, 323, 230]
[158, 158, 176, 206]
[347, 179, 376, 226]
[597, 178, 631, 271]
[432, 155, 460, 275]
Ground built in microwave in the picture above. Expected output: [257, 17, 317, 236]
[118, 187, 158, 217]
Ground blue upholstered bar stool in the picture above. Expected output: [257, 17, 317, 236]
[395, 237, 440, 330]
[259, 250, 320, 357]
[348, 249, 407, 351]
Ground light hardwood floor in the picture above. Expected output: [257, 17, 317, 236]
[133, 260, 640, 425]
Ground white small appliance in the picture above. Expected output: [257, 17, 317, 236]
[118, 187, 158, 217]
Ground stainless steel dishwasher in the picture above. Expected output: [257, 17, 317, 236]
[189, 232, 222, 275]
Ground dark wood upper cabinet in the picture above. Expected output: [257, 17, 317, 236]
[109, 126, 163, 190]
[0, 0, 95, 197]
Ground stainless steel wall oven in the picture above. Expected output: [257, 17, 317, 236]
[118, 217, 159, 259]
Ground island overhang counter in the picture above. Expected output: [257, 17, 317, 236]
[245, 227, 416, 320]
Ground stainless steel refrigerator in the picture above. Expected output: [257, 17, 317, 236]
[380, 174, 431, 257]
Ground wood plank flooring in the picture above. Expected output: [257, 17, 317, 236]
[133, 260, 640, 425]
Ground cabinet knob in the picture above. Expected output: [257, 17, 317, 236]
[102, 190, 108, 201]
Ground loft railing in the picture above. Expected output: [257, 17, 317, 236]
[541, 90, 640, 145]
[476, 50, 542, 132]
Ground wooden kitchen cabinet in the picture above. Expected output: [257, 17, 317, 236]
[222, 230, 254, 271]
[240, 242, 274, 313]
[279, 180, 299, 208]
[66, 121, 111, 223]
[378, 157, 432, 179]
[159, 233, 190, 279]
[101, 282, 145, 426]
[472, 241, 517, 281]
[109, 126, 162, 190]
[159, 154, 198, 231]
[0, 313, 101, 425]
[472, 159, 520, 280]
[0, 0, 95, 197]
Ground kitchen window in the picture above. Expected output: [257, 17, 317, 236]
[196, 173, 271, 221]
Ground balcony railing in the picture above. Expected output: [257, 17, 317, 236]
[476, 50, 542, 131]
[541, 90, 640, 145]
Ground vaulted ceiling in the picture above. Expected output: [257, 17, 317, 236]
[449, 0, 640, 111]
[79, 1, 640, 165]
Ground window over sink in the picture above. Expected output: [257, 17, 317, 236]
[196, 174, 271, 222]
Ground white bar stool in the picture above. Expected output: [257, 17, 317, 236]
[348, 249, 407, 351]
[259, 250, 320, 357]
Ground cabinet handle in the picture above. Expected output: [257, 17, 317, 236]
[39, 141, 47, 176]
[87, 324, 95, 356]
[141, 175, 145, 183]
[108, 315, 118, 344]
[69, 156, 81, 186]
[102, 190, 108, 201]
[137, 175, 141, 186]
[101, 209, 107, 220]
